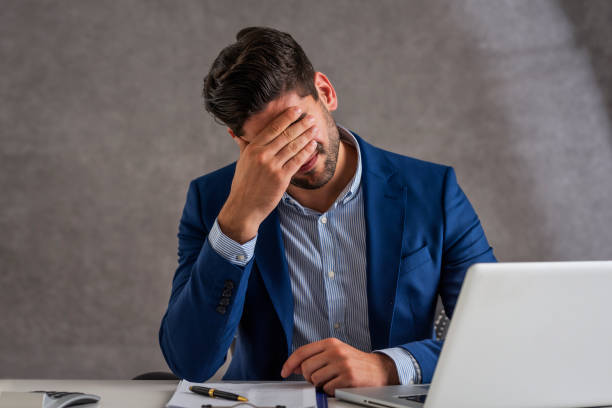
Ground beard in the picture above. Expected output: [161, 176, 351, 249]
[289, 105, 340, 190]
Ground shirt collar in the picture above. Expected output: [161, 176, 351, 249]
[281, 125, 362, 212]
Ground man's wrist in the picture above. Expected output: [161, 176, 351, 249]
[374, 352, 400, 385]
[374, 348, 419, 385]
[217, 204, 259, 244]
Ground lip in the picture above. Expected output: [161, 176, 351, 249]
[298, 152, 318, 173]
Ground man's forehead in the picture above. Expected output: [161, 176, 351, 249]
[242, 92, 313, 137]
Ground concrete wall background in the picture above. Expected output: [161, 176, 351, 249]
[1, 0, 611, 379]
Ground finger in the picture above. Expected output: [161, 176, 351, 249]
[307, 359, 340, 387]
[253, 106, 303, 146]
[275, 126, 319, 165]
[281, 339, 327, 378]
[322, 376, 350, 397]
[282, 139, 318, 176]
[267, 113, 315, 153]
[299, 350, 331, 383]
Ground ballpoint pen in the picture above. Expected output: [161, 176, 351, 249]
[189, 386, 249, 402]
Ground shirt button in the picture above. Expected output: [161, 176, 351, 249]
[328, 270, 335, 279]
[236, 255, 245, 261]
[334, 322, 341, 330]
[320, 216, 327, 224]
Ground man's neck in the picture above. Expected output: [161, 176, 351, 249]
[286, 139, 358, 213]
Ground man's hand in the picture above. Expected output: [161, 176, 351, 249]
[280, 338, 400, 396]
[217, 106, 318, 243]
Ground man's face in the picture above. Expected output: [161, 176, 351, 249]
[239, 91, 341, 190]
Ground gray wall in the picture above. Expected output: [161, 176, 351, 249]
[1, 0, 611, 379]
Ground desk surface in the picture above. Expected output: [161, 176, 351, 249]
[0, 379, 355, 408]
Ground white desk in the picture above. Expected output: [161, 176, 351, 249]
[0, 379, 355, 408]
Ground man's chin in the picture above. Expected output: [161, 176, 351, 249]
[290, 170, 331, 190]
[290, 175, 323, 190]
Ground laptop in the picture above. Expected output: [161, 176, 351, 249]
[336, 261, 612, 408]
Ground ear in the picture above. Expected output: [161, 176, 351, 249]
[313, 72, 338, 112]
[228, 128, 247, 152]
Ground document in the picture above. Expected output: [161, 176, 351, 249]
[166, 380, 317, 408]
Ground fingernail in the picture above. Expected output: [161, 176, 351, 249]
[312, 126, 319, 133]
[307, 115, 315, 124]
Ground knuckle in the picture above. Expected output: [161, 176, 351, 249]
[271, 170, 284, 183]
[310, 373, 321, 386]
[254, 152, 266, 165]
[268, 164, 277, 174]
[298, 150, 311, 161]
[330, 339, 343, 350]
[269, 124, 282, 135]
[289, 140, 300, 153]
[341, 360, 352, 372]
[285, 164, 298, 175]
[287, 155, 301, 166]
[300, 364, 310, 378]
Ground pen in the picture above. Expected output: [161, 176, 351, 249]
[189, 386, 249, 402]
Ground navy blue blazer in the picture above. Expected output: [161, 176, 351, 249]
[159, 133, 496, 384]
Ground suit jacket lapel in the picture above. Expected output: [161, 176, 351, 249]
[254, 209, 294, 355]
[356, 135, 407, 350]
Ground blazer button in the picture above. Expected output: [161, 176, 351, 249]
[216, 306, 227, 315]
[219, 298, 230, 306]
[222, 288, 232, 297]
[224, 280, 235, 289]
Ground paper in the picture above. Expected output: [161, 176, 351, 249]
[166, 380, 316, 408]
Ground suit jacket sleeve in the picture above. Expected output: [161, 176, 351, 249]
[159, 180, 254, 381]
[399, 167, 496, 383]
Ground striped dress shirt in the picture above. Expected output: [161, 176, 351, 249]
[208, 127, 421, 384]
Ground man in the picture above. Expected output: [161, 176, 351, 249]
[159, 27, 496, 395]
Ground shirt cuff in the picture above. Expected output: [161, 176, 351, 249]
[208, 218, 257, 267]
[375, 347, 422, 384]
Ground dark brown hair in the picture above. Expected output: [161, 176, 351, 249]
[202, 27, 318, 136]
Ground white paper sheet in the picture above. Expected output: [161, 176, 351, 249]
[166, 380, 316, 408]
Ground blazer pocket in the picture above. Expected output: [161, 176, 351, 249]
[400, 244, 433, 272]
[390, 244, 436, 343]
[393, 244, 437, 341]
